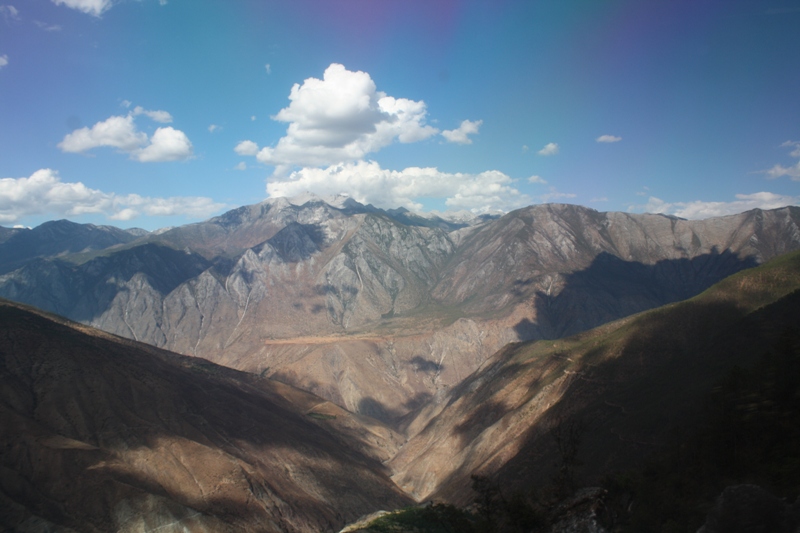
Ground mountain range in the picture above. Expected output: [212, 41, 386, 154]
[2, 198, 800, 531]
[1, 199, 798, 425]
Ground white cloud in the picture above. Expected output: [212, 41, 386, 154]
[234, 162, 247, 171]
[538, 142, 559, 156]
[252, 63, 438, 169]
[51, 0, 112, 17]
[522, 145, 530, 153]
[59, 113, 193, 162]
[591, 197, 609, 202]
[636, 192, 798, 219]
[265, 63, 271, 75]
[208, 124, 219, 133]
[132, 127, 193, 162]
[538, 188, 576, 203]
[596, 134, 622, 143]
[59, 115, 148, 153]
[234, 140, 259, 156]
[266, 160, 530, 214]
[528, 175, 547, 184]
[0, 55, 7, 69]
[0, 5, 19, 22]
[764, 140, 800, 180]
[132, 106, 173, 123]
[34, 21, 62, 31]
[0, 169, 224, 224]
[441, 119, 482, 144]
[251, 115, 256, 121]
[765, 162, 800, 180]
[782, 140, 800, 158]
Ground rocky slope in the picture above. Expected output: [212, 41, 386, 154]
[0, 299, 410, 532]
[1, 201, 799, 425]
[389, 249, 800, 504]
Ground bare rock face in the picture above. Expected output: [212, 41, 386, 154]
[1, 202, 799, 426]
[0, 300, 411, 532]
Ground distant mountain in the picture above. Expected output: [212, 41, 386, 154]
[0, 219, 145, 274]
[1, 201, 799, 426]
[0, 299, 410, 532]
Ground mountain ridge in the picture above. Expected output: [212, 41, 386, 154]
[1, 202, 799, 426]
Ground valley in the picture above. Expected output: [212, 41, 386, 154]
[2, 198, 800, 531]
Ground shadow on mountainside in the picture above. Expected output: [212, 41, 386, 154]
[0, 301, 410, 532]
[428, 250, 800, 507]
[516, 249, 759, 342]
[460, 291, 800, 504]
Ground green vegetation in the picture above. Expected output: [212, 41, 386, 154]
[361, 504, 477, 532]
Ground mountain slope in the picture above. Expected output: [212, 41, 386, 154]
[0, 299, 410, 532]
[1, 202, 799, 426]
[389, 249, 800, 503]
[0, 219, 144, 275]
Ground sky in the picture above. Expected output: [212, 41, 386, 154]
[1, 0, 799, 230]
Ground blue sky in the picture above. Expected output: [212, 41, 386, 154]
[1, 0, 799, 230]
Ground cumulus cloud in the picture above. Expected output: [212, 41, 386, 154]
[58, 112, 193, 162]
[51, 0, 112, 17]
[132, 127, 193, 162]
[528, 175, 547, 184]
[234, 162, 247, 171]
[0, 169, 224, 224]
[266, 160, 530, 214]
[234, 140, 259, 156]
[441, 119, 483, 144]
[250, 63, 438, 170]
[0, 54, 7, 69]
[596, 134, 622, 143]
[59, 115, 148, 153]
[208, 124, 219, 133]
[636, 192, 798, 219]
[538, 142, 559, 156]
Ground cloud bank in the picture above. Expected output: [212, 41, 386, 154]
[0, 169, 224, 223]
[266, 160, 530, 214]
[637, 192, 798, 219]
